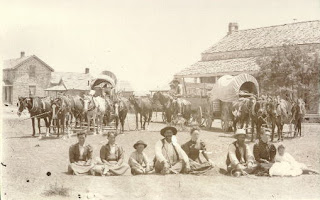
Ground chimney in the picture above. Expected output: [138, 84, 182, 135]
[20, 51, 25, 58]
[228, 22, 239, 35]
[85, 68, 89, 74]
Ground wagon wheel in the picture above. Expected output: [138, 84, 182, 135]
[221, 119, 230, 132]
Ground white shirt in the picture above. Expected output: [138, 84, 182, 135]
[79, 143, 85, 160]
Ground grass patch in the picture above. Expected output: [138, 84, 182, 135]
[42, 182, 70, 197]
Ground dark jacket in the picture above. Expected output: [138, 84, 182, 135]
[69, 143, 93, 163]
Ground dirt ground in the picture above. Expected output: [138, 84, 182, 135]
[1, 105, 320, 200]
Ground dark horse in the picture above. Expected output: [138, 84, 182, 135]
[250, 100, 268, 141]
[17, 96, 52, 138]
[129, 95, 153, 130]
[152, 91, 174, 124]
[114, 97, 129, 133]
[231, 98, 253, 134]
[51, 96, 74, 138]
[292, 98, 306, 137]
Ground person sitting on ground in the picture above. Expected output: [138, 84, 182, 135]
[154, 126, 190, 175]
[253, 128, 276, 173]
[226, 129, 257, 177]
[181, 127, 213, 173]
[269, 144, 319, 177]
[128, 140, 151, 175]
[68, 132, 95, 175]
[94, 132, 130, 176]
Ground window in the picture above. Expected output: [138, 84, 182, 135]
[29, 65, 36, 77]
[29, 86, 36, 96]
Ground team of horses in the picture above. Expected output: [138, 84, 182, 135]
[17, 94, 129, 138]
[16, 91, 306, 141]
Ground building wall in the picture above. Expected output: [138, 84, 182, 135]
[11, 58, 52, 104]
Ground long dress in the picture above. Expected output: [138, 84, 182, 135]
[269, 152, 307, 177]
[68, 143, 95, 175]
[94, 143, 130, 176]
[181, 140, 213, 173]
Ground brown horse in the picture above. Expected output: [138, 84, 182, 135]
[250, 99, 268, 141]
[292, 98, 306, 137]
[231, 98, 253, 134]
[129, 95, 153, 130]
[70, 95, 85, 128]
[152, 91, 174, 123]
[114, 97, 129, 133]
[17, 96, 52, 138]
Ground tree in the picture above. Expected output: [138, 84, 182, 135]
[256, 44, 319, 113]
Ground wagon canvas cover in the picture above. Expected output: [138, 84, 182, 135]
[208, 73, 259, 102]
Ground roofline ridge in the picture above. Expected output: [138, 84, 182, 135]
[235, 19, 320, 33]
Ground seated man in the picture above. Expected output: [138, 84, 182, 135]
[226, 129, 257, 177]
[154, 126, 190, 175]
[128, 140, 151, 175]
[94, 132, 130, 176]
[253, 128, 276, 172]
[68, 132, 95, 175]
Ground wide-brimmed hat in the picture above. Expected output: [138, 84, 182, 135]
[133, 140, 147, 149]
[160, 126, 177, 137]
[234, 129, 246, 138]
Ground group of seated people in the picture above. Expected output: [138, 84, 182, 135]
[68, 126, 318, 177]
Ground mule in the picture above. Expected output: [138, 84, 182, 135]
[129, 95, 153, 130]
[17, 96, 52, 138]
[231, 98, 253, 134]
[83, 95, 106, 135]
[51, 96, 74, 138]
[292, 98, 306, 137]
[152, 91, 174, 124]
[114, 97, 129, 133]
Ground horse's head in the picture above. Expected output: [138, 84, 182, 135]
[51, 97, 63, 119]
[128, 95, 136, 104]
[17, 97, 27, 116]
[83, 95, 95, 112]
[152, 92, 160, 102]
[114, 101, 119, 117]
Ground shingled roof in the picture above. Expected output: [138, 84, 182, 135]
[3, 55, 54, 71]
[203, 20, 320, 54]
[51, 72, 92, 91]
[175, 57, 259, 77]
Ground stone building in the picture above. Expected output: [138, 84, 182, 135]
[2, 52, 54, 104]
[175, 20, 320, 114]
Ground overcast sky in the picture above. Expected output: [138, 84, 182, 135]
[1, 0, 319, 91]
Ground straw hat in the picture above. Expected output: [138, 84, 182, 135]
[234, 129, 246, 138]
[133, 140, 147, 149]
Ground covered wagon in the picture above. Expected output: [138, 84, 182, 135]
[207, 73, 259, 131]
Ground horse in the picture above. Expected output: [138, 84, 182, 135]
[250, 99, 268, 141]
[171, 98, 192, 125]
[70, 95, 85, 128]
[292, 98, 306, 137]
[51, 96, 74, 138]
[129, 95, 153, 130]
[114, 97, 129, 133]
[266, 97, 293, 141]
[152, 91, 174, 124]
[17, 96, 52, 138]
[102, 96, 115, 126]
[231, 97, 253, 134]
[83, 95, 106, 135]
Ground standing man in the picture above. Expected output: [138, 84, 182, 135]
[253, 128, 276, 172]
[226, 129, 257, 177]
[154, 126, 190, 175]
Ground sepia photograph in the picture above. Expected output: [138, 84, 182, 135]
[0, 0, 320, 199]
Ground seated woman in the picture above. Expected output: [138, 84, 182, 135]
[181, 127, 213, 173]
[68, 132, 95, 175]
[128, 140, 151, 175]
[94, 132, 130, 176]
[269, 144, 319, 177]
